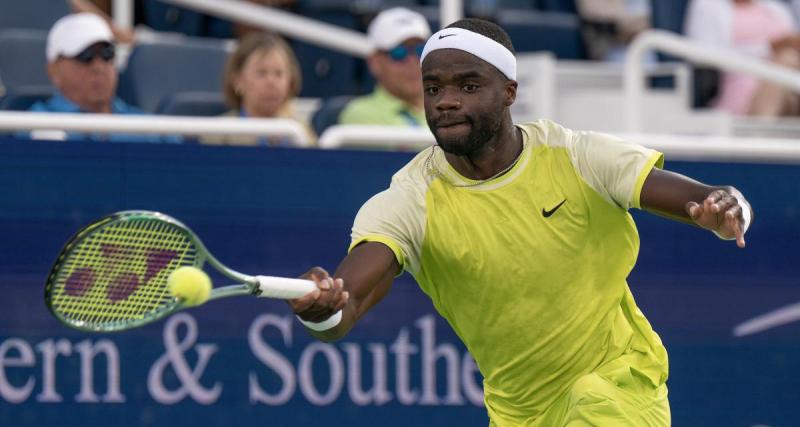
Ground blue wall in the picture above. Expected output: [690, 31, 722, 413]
[0, 137, 798, 426]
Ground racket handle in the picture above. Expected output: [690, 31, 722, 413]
[255, 275, 316, 299]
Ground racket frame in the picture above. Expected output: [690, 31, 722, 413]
[44, 210, 290, 332]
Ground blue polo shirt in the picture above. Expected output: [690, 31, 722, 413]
[28, 93, 180, 143]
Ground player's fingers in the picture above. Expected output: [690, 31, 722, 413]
[322, 278, 345, 314]
[704, 195, 717, 214]
[723, 203, 743, 220]
[706, 190, 725, 204]
[685, 201, 702, 219]
[289, 288, 321, 313]
[330, 290, 349, 313]
[729, 213, 746, 248]
[706, 189, 732, 213]
[330, 277, 343, 292]
[316, 278, 341, 312]
[301, 266, 330, 283]
[316, 276, 333, 291]
[714, 195, 738, 214]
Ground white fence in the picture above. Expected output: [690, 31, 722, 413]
[3, 111, 800, 164]
[0, 112, 312, 146]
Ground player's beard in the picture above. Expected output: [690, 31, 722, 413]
[433, 114, 503, 157]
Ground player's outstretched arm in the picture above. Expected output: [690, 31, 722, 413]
[640, 168, 753, 248]
[289, 241, 401, 342]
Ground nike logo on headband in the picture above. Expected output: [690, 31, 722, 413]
[438, 34, 456, 39]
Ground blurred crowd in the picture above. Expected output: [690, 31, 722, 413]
[4, 0, 800, 145]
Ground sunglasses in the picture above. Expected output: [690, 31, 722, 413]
[71, 44, 116, 64]
[386, 43, 425, 62]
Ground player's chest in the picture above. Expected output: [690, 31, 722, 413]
[423, 174, 593, 275]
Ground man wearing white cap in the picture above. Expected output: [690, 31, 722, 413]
[291, 18, 753, 426]
[32, 13, 125, 114]
[29, 13, 170, 142]
[338, 7, 431, 127]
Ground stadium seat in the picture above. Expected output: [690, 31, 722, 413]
[204, 17, 235, 40]
[117, 39, 230, 113]
[538, 0, 576, 13]
[0, 86, 53, 111]
[0, 30, 52, 92]
[156, 91, 229, 116]
[296, 0, 358, 11]
[0, 0, 70, 31]
[311, 95, 355, 135]
[651, 0, 691, 34]
[140, 0, 206, 37]
[420, 0, 538, 17]
[496, 10, 586, 59]
[290, 10, 362, 97]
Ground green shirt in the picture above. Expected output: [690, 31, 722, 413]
[349, 120, 668, 425]
[338, 86, 426, 127]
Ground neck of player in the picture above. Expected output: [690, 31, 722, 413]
[445, 115, 522, 181]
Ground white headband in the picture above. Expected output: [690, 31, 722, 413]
[420, 28, 516, 80]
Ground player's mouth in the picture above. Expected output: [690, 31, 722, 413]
[435, 120, 470, 136]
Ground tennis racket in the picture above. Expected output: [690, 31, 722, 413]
[44, 210, 316, 332]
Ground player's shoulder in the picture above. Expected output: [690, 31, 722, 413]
[357, 148, 433, 220]
[390, 146, 439, 191]
[516, 119, 575, 149]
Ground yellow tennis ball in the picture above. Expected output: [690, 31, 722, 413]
[167, 266, 211, 306]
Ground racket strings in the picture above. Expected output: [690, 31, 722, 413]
[51, 218, 198, 328]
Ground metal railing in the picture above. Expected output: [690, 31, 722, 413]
[2, 111, 800, 164]
[618, 132, 800, 163]
[318, 125, 435, 150]
[113, 0, 465, 57]
[0, 111, 312, 146]
[161, 0, 370, 57]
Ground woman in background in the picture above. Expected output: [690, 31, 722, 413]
[206, 32, 316, 146]
[686, 0, 800, 117]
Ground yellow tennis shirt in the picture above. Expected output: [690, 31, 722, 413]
[349, 120, 669, 424]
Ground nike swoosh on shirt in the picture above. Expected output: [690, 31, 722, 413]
[542, 199, 567, 218]
[438, 34, 456, 39]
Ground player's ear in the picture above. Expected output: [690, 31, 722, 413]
[504, 80, 517, 107]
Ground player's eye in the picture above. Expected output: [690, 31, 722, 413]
[425, 86, 440, 96]
[462, 84, 479, 93]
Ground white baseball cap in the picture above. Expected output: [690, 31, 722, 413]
[46, 13, 114, 63]
[367, 7, 431, 51]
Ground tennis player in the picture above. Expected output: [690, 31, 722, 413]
[290, 18, 753, 426]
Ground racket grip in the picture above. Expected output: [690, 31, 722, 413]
[255, 275, 317, 299]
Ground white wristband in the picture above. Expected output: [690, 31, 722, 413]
[297, 310, 342, 331]
[712, 201, 752, 240]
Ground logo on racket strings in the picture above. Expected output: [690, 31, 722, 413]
[64, 244, 180, 303]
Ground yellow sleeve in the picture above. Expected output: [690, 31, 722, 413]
[349, 184, 426, 275]
[568, 130, 664, 210]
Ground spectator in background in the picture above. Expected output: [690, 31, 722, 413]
[576, 0, 652, 62]
[338, 7, 431, 127]
[29, 13, 174, 143]
[686, 0, 800, 117]
[203, 32, 315, 146]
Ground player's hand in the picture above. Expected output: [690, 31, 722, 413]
[289, 267, 349, 323]
[685, 189, 751, 248]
